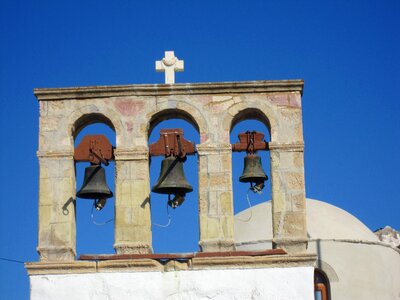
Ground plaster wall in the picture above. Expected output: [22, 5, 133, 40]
[309, 241, 400, 300]
[30, 266, 314, 300]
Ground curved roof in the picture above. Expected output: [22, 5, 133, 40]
[234, 199, 379, 244]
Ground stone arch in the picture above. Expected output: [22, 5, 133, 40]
[73, 113, 115, 138]
[148, 109, 199, 135]
[147, 102, 209, 143]
[230, 108, 271, 136]
[67, 105, 123, 149]
[316, 259, 339, 282]
[223, 103, 278, 142]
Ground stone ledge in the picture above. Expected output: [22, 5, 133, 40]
[269, 142, 304, 152]
[37, 150, 74, 159]
[97, 259, 163, 272]
[114, 147, 149, 161]
[191, 253, 316, 270]
[25, 261, 96, 275]
[34, 80, 304, 101]
[26, 253, 316, 275]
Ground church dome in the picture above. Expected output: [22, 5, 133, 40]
[234, 198, 379, 245]
[235, 199, 400, 300]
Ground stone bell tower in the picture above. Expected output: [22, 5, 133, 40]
[26, 52, 316, 299]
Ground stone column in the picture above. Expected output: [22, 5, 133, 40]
[37, 151, 76, 261]
[269, 142, 307, 254]
[197, 144, 235, 252]
[113, 147, 152, 254]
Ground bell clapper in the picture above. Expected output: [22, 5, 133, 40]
[168, 193, 186, 209]
[95, 198, 107, 211]
[250, 181, 265, 194]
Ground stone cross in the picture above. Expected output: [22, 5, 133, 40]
[155, 51, 184, 84]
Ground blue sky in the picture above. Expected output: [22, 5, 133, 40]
[1, 0, 399, 299]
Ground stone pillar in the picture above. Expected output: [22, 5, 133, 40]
[197, 144, 235, 252]
[269, 142, 307, 254]
[113, 147, 152, 254]
[37, 151, 76, 261]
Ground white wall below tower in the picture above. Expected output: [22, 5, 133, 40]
[30, 267, 314, 300]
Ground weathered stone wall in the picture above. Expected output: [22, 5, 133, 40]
[35, 80, 307, 259]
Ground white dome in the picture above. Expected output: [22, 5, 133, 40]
[235, 199, 400, 300]
[234, 198, 379, 244]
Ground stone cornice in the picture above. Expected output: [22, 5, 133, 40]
[26, 261, 96, 275]
[34, 80, 304, 101]
[25, 253, 316, 275]
[37, 150, 74, 159]
[269, 142, 304, 152]
[191, 253, 316, 269]
[114, 147, 149, 161]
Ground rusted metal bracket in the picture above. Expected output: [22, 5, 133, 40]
[231, 131, 269, 154]
[149, 128, 195, 158]
[74, 134, 114, 165]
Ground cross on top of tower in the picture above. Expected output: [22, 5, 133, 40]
[155, 51, 184, 84]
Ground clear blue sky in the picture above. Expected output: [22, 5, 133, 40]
[1, 0, 399, 299]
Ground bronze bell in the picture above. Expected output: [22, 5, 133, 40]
[239, 153, 268, 192]
[76, 165, 113, 210]
[152, 156, 193, 208]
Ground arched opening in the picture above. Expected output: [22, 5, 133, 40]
[148, 109, 200, 139]
[230, 111, 271, 244]
[73, 115, 116, 255]
[73, 113, 116, 139]
[230, 108, 271, 137]
[314, 269, 331, 300]
[148, 117, 200, 253]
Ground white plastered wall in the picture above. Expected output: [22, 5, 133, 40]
[30, 267, 314, 300]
